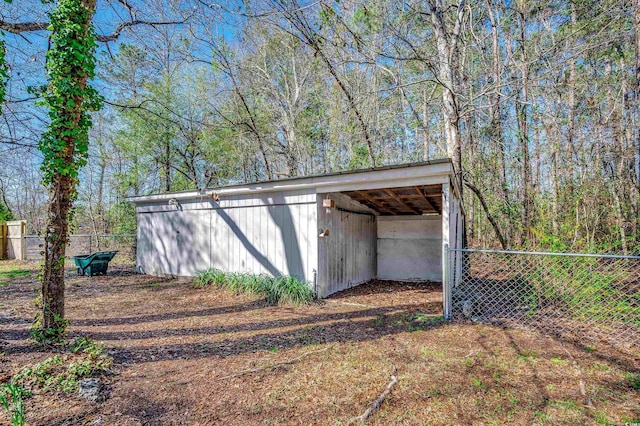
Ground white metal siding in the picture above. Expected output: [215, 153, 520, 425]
[136, 190, 317, 282]
[209, 203, 316, 281]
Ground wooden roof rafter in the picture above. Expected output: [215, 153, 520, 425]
[341, 184, 443, 216]
[354, 190, 398, 214]
[414, 186, 441, 215]
[384, 189, 422, 215]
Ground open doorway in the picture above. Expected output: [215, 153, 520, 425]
[315, 184, 449, 319]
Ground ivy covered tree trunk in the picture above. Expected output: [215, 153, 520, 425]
[37, 0, 100, 341]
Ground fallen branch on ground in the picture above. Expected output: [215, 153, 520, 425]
[350, 366, 398, 424]
[218, 346, 333, 380]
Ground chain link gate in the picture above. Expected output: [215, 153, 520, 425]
[446, 248, 640, 351]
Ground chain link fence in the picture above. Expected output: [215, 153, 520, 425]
[448, 248, 640, 351]
[24, 234, 137, 265]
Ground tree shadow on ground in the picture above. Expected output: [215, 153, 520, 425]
[69, 301, 442, 342]
[72, 299, 265, 327]
[105, 303, 444, 365]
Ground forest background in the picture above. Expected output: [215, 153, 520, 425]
[1, 0, 639, 254]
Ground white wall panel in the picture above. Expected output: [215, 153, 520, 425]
[377, 216, 442, 282]
[137, 209, 211, 276]
[316, 194, 377, 297]
[137, 190, 317, 283]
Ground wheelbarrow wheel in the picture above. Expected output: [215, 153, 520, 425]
[77, 267, 83, 276]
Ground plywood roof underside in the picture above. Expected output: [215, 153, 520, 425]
[342, 184, 442, 216]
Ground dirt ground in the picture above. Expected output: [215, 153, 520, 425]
[1, 261, 639, 425]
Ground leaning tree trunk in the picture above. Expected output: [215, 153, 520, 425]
[39, 0, 98, 340]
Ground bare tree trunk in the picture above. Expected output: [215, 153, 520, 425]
[308, 40, 376, 167]
[486, 0, 509, 212]
[163, 135, 171, 191]
[428, 0, 465, 198]
[422, 83, 431, 160]
[272, 1, 376, 166]
[566, 2, 577, 200]
[233, 74, 272, 180]
[465, 181, 508, 250]
[515, 9, 532, 246]
[549, 124, 560, 235]
[635, 0, 640, 243]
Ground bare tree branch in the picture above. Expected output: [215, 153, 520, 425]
[0, 18, 188, 43]
[0, 20, 49, 34]
[96, 19, 187, 42]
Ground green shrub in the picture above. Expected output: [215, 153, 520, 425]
[267, 276, 315, 305]
[194, 269, 226, 288]
[193, 269, 314, 305]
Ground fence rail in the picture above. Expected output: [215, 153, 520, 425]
[448, 248, 640, 351]
[24, 234, 137, 265]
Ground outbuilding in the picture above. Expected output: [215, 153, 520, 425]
[129, 159, 464, 315]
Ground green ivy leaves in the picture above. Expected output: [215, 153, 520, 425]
[0, 37, 8, 113]
[38, 0, 102, 188]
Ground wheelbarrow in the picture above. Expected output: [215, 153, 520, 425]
[72, 251, 118, 276]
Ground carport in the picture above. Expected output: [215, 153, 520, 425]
[129, 159, 464, 316]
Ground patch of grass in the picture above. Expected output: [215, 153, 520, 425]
[592, 363, 610, 372]
[550, 357, 568, 366]
[425, 388, 442, 398]
[422, 349, 445, 359]
[554, 399, 580, 410]
[471, 378, 486, 389]
[625, 373, 640, 391]
[517, 349, 538, 362]
[406, 313, 444, 331]
[593, 409, 611, 425]
[193, 269, 226, 288]
[267, 276, 314, 305]
[0, 382, 29, 426]
[534, 410, 550, 421]
[193, 269, 314, 305]
[0, 269, 31, 286]
[69, 336, 106, 358]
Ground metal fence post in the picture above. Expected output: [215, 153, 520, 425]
[443, 243, 452, 320]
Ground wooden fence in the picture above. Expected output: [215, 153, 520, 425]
[0, 220, 26, 260]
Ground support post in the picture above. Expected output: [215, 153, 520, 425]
[443, 243, 452, 319]
[442, 182, 452, 320]
[20, 221, 26, 261]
